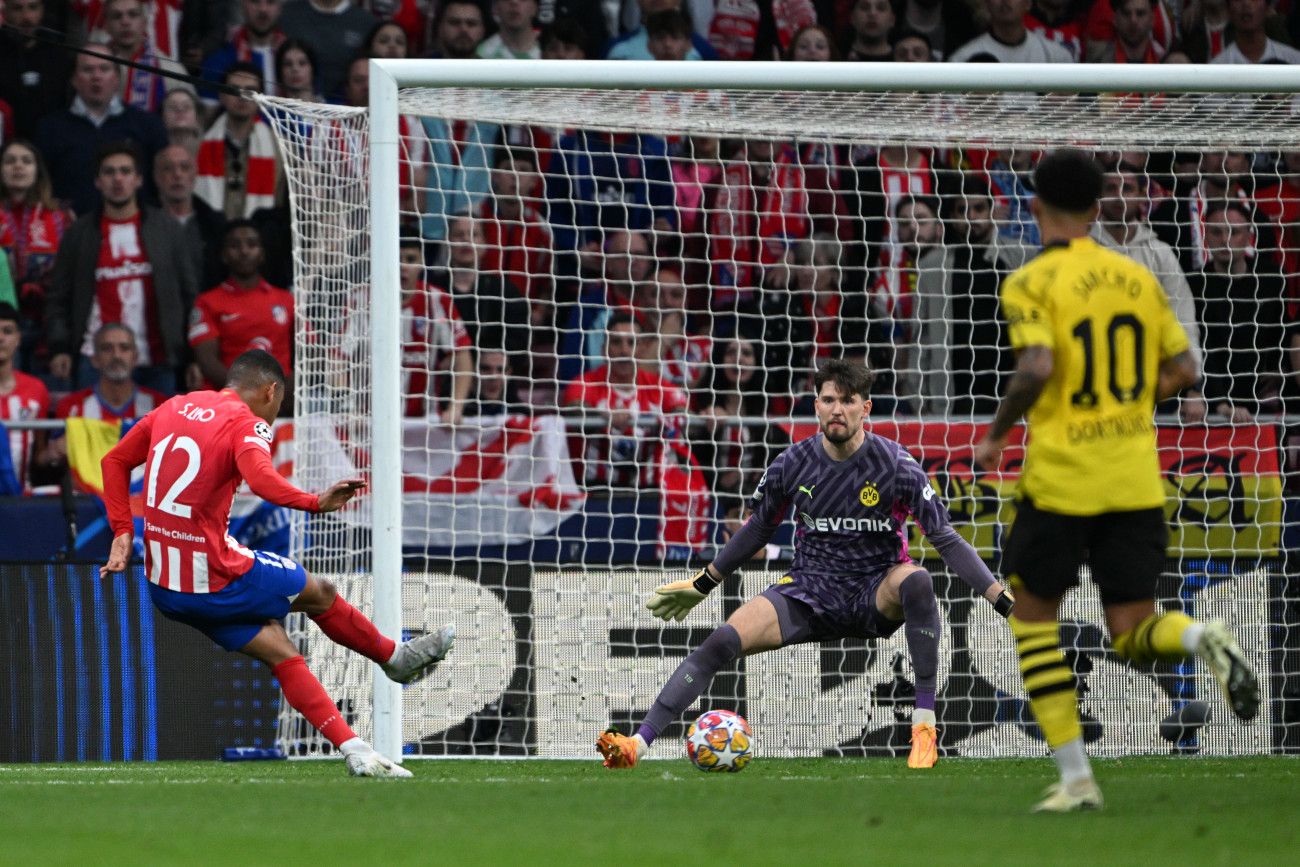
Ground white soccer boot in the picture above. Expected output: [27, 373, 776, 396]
[344, 745, 413, 778]
[1032, 778, 1104, 813]
[1197, 619, 1260, 721]
[381, 624, 456, 685]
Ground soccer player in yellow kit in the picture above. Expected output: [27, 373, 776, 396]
[974, 150, 1260, 813]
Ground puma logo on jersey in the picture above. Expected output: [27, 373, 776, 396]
[798, 484, 816, 498]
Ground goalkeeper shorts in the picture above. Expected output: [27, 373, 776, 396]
[760, 569, 905, 646]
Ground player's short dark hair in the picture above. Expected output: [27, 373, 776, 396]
[95, 140, 144, 175]
[223, 60, 264, 89]
[1034, 149, 1105, 214]
[814, 358, 876, 400]
[227, 349, 285, 388]
[0, 302, 19, 326]
[221, 218, 262, 245]
[399, 233, 424, 252]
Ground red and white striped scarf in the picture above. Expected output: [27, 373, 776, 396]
[195, 115, 280, 219]
[79, 0, 182, 59]
[712, 144, 808, 290]
[122, 44, 165, 112]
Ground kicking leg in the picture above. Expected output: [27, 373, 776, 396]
[240, 621, 410, 778]
[293, 571, 453, 685]
[1107, 600, 1259, 722]
[597, 594, 782, 769]
[877, 564, 941, 768]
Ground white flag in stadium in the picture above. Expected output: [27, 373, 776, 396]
[400, 415, 585, 547]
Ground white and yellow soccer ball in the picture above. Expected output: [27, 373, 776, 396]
[685, 709, 754, 773]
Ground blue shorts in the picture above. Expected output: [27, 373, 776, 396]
[761, 568, 905, 645]
[148, 551, 309, 651]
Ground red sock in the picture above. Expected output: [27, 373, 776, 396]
[310, 595, 397, 663]
[272, 655, 356, 748]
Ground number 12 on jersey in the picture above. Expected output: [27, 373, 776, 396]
[147, 433, 202, 518]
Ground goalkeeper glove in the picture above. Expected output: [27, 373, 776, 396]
[646, 566, 722, 622]
[992, 589, 1015, 619]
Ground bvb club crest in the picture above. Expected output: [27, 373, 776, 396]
[859, 484, 879, 507]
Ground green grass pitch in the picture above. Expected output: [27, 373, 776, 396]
[2, 756, 1296, 866]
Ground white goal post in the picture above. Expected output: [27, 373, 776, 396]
[257, 60, 1300, 762]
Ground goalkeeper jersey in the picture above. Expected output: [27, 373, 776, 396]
[1000, 237, 1190, 515]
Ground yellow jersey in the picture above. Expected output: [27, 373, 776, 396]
[1000, 237, 1190, 515]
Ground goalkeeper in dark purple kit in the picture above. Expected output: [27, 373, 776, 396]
[597, 358, 1015, 769]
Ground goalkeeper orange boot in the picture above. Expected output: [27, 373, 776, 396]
[908, 723, 938, 768]
[596, 730, 640, 769]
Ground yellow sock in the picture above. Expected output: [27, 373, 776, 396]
[1113, 611, 1196, 665]
[1009, 616, 1082, 750]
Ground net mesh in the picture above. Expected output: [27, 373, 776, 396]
[255, 85, 1297, 760]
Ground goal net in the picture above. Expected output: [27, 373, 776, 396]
[255, 62, 1300, 761]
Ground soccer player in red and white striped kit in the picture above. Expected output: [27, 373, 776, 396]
[100, 348, 452, 776]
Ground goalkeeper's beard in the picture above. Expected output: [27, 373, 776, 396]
[822, 420, 856, 444]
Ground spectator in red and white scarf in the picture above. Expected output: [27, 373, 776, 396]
[200, 0, 289, 104]
[102, 0, 193, 113]
[195, 62, 284, 221]
[709, 138, 809, 306]
[77, 0, 184, 61]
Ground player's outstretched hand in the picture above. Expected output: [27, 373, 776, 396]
[646, 579, 707, 622]
[100, 533, 133, 578]
[317, 479, 367, 513]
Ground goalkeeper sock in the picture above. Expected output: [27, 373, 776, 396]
[1009, 616, 1082, 750]
[272, 655, 356, 748]
[311, 594, 397, 664]
[1112, 611, 1198, 665]
[640, 624, 743, 746]
[898, 570, 939, 702]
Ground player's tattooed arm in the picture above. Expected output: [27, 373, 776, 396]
[974, 345, 1052, 469]
[1156, 349, 1198, 403]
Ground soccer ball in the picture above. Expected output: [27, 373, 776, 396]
[685, 709, 753, 773]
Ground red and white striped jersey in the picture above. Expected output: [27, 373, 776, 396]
[105, 389, 296, 593]
[401, 282, 470, 418]
[55, 385, 166, 422]
[0, 371, 51, 492]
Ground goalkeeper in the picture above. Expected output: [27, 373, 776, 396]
[597, 358, 1014, 771]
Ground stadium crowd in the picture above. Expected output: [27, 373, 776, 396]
[2, 0, 1300, 499]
